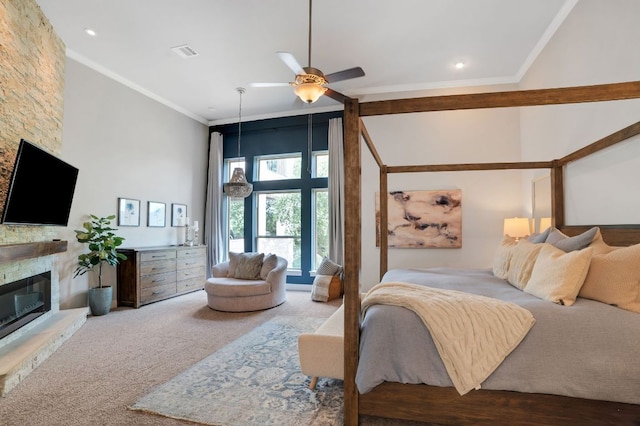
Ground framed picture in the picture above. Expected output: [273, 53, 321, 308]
[375, 189, 462, 248]
[171, 203, 187, 227]
[147, 201, 166, 227]
[118, 197, 140, 227]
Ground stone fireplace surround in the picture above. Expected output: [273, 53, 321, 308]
[0, 241, 88, 396]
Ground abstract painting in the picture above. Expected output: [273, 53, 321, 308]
[376, 189, 462, 248]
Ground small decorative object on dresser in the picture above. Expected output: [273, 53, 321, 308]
[73, 214, 127, 316]
[116, 245, 206, 308]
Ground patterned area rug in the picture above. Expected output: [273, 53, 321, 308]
[129, 316, 343, 425]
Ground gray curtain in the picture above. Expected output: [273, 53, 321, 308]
[328, 118, 345, 265]
[204, 132, 224, 277]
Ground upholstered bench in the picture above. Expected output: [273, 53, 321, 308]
[205, 253, 288, 312]
[298, 303, 344, 389]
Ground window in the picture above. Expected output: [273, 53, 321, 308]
[225, 159, 245, 253]
[312, 151, 329, 178]
[256, 191, 301, 269]
[312, 188, 329, 269]
[217, 111, 340, 284]
[256, 154, 301, 181]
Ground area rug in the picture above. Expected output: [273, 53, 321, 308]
[129, 316, 343, 425]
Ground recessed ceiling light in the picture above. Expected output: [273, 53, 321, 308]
[84, 28, 97, 37]
[455, 62, 465, 69]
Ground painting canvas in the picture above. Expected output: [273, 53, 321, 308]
[376, 189, 462, 248]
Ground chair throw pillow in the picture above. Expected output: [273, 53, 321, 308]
[311, 274, 342, 302]
[260, 254, 278, 280]
[230, 252, 265, 280]
[317, 256, 342, 276]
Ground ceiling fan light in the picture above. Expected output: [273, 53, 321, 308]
[294, 83, 327, 103]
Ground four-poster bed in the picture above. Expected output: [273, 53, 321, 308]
[340, 81, 640, 425]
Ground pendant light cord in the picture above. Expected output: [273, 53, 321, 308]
[307, 113, 312, 175]
[236, 87, 245, 157]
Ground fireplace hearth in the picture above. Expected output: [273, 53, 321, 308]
[0, 272, 51, 340]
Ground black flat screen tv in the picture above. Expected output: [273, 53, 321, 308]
[2, 139, 79, 226]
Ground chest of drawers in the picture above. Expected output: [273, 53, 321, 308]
[117, 245, 206, 308]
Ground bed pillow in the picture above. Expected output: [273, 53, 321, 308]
[579, 243, 640, 313]
[587, 228, 619, 255]
[233, 252, 265, 279]
[525, 244, 593, 305]
[492, 235, 518, 279]
[507, 239, 543, 290]
[528, 227, 551, 244]
[260, 253, 278, 280]
[545, 227, 598, 252]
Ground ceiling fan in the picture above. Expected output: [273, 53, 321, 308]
[249, 0, 365, 104]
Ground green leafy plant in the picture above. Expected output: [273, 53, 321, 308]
[74, 214, 127, 288]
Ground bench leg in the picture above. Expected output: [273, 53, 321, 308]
[309, 376, 319, 390]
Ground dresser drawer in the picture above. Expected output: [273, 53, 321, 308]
[140, 259, 176, 276]
[177, 255, 205, 270]
[141, 283, 177, 303]
[140, 271, 176, 289]
[177, 266, 205, 281]
[177, 247, 205, 259]
[140, 250, 176, 262]
[177, 276, 203, 293]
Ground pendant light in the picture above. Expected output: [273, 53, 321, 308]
[223, 87, 253, 198]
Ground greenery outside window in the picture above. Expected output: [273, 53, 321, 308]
[256, 153, 301, 181]
[256, 191, 301, 270]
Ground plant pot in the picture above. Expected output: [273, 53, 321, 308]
[88, 286, 113, 316]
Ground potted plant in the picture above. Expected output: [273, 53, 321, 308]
[74, 214, 127, 316]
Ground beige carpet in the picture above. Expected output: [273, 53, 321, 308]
[0, 290, 428, 425]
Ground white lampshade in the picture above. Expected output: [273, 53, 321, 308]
[503, 217, 531, 240]
[539, 217, 552, 232]
[294, 82, 327, 103]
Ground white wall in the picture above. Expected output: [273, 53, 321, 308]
[519, 0, 640, 225]
[57, 58, 209, 309]
[359, 87, 525, 289]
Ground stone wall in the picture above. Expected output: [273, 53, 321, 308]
[0, 0, 66, 342]
[0, 0, 65, 244]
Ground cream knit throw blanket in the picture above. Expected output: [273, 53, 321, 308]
[361, 282, 536, 395]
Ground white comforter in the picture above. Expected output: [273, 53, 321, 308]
[362, 282, 535, 395]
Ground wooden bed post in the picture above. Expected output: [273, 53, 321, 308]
[379, 165, 388, 280]
[550, 162, 564, 229]
[343, 97, 361, 426]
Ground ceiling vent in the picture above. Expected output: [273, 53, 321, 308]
[170, 44, 199, 58]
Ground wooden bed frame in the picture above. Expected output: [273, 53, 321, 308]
[340, 81, 640, 425]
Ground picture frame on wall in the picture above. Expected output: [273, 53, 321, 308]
[118, 197, 141, 227]
[147, 201, 166, 227]
[171, 203, 187, 227]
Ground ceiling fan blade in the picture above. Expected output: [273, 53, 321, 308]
[324, 88, 349, 104]
[325, 67, 365, 83]
[249, 82, 290, 88]
[276, 51, 304, 75]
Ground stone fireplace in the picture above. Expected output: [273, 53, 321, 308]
[0, 242, 88, 396]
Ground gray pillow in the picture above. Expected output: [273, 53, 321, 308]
[260, 254, 278, 280]
[528, 227, 551, 244]
[227, 252, 241, 277]
[316, 256, 342, 275]
[234, 252, 264, 279]
[545, 227, 598, 252]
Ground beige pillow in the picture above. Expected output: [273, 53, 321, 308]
[507, 239, 543, 290]
[525, 244, 593, 306]
[234, 252, 265, 279]
[227, 252, 241, 277]
[587, 228, 620, 255]
[492, 235, 518, 280]
[579, 243, 640, 313]
[260, 254, 278, 280]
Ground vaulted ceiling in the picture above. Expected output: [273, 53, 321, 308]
[35, 0, 575, 124]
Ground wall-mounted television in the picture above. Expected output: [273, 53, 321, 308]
[2, 139, 79, 226]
